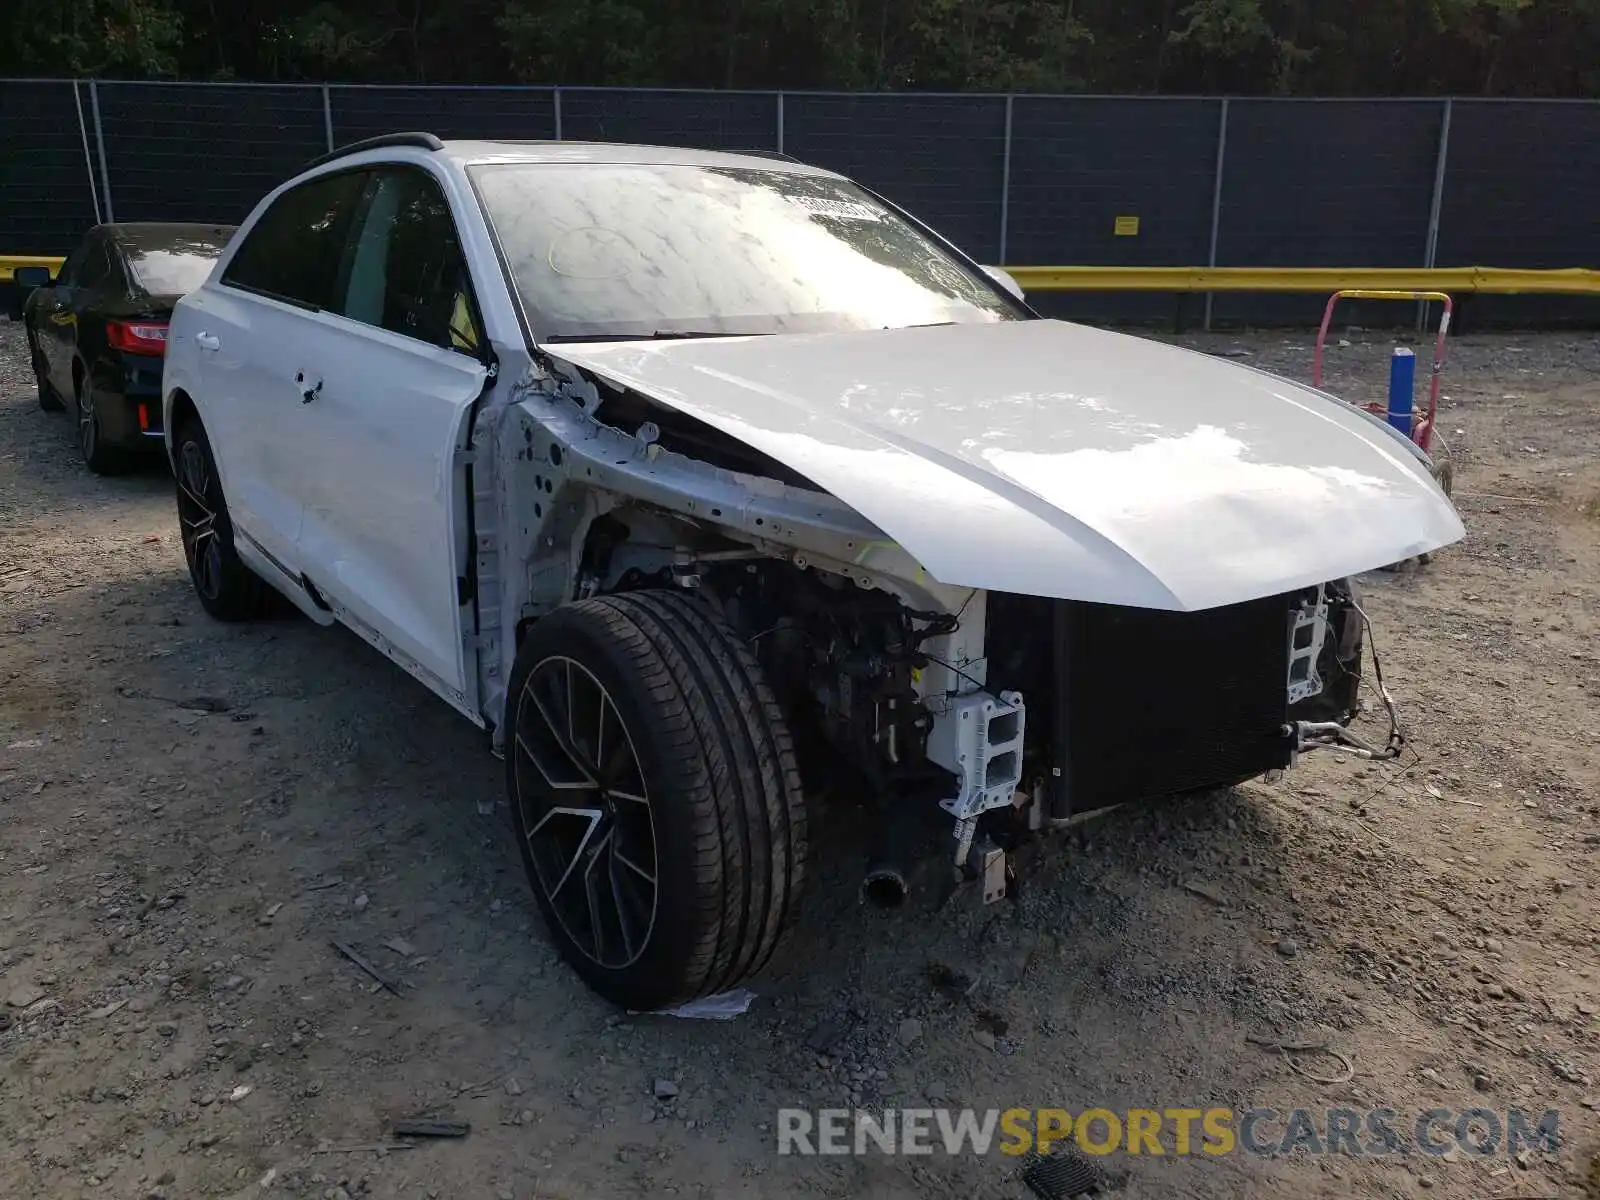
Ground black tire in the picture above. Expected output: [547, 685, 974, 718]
[172, 417, 276, 621]
[505, 589, 807, 1011]
[27, 330, 64, 412]
[73, 365, 127, 476]
[1417, 454, 1453, 566]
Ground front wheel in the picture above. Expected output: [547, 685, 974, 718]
[505, 589, 807, 1011]
[27, 330, 63, 412]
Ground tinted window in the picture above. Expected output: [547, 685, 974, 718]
[56, 237, 95, 287]
[127, 239, 230, 295]
[469, 162, 1024, 341]
[339, 166, 480, 354]
[223, 170, 368, 309]
[77, 242, 119, 293]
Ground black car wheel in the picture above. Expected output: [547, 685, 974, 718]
[73, 366, 126, 475]
[27, 330, 63, 412]
[506, 589, 807, 1011]
[174, 418, 276, 621]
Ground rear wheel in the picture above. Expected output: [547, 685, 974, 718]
[27, 330, 63, 412]
[506, 589, 807, 1011]
[74, 365, 126, 475]
[173, 418, 276, 621]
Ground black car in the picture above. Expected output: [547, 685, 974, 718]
[16, 223, 235, 473]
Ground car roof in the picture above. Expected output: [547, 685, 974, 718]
[101, 222, 237, 251]
[437, 138, 842, 178]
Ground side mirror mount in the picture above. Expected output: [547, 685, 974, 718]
[9, 265, 53, 321]
[981, 264, 1025, 302]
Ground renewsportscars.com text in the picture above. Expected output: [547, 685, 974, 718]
[776, 1106, 1561, 1158]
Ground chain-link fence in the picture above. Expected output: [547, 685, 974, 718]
[5, 80, 1598, 323]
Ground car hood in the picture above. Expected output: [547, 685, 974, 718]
[546, 319, 1465, 611]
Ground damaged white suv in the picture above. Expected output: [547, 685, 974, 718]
[164, 133, 1464, 1009]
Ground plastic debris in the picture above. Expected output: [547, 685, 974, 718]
[331, 940, 403, 995]
[637, 988, 756, 1020]
[392, 1117, 469, 1139]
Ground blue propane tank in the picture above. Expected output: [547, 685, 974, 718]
[1388, 346, 1416, 437]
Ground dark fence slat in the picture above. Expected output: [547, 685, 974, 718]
[782, 93, 1008, 263]
[1007, 97, 1222, 269]
[1, 81, 99, 254]
[1437, 100, 1600, 268]
[330, 86, 556, 146]
[1434, 100, 1600, 326]
[1, 79, 1596, 329]
[97, 82, 326, 224]
[1217, 99, 1443, 268]
[558, 89, 776, 152]
[1211, 98, 1444, 325]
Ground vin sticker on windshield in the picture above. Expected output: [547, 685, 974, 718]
[788, 195, 884, 222]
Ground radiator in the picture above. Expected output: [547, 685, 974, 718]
[1049, 593, 1294, 813]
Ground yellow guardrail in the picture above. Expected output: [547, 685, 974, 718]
[6, 255, 1599, 295]
[0, 255, 67, 282]
[1003, 266, 1600, 294]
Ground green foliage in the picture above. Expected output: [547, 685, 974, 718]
[498, 0, 657, 85]
[10, 0, 184, 76]
[1171, 0, 1272, 55]
[2, 0, 1596, 93]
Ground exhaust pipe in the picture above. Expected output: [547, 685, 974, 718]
[861, 803, 916, 907]
[861, 861, 909, 907]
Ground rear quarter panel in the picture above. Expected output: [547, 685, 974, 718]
[162, 294, 206, 462]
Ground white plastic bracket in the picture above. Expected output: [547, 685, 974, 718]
[1286, 585, 1330, 704]
[929, 690, 1027, 821]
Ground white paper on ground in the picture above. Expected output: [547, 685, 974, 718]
[633, 988, 756, 1020]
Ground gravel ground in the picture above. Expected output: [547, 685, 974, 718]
[1, 316, 1597, 1200]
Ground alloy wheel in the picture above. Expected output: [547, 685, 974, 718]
[77, 388, 98, 460]
[511, 656, 659, 969]
[177, 439, 223, 600]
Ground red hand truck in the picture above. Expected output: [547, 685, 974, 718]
[1311, 289, 1452, 466]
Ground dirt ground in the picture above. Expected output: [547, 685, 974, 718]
[1, 317, 1597, 1200]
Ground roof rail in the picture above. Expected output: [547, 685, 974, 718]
[305, 131, 444, 169]
[734, 148, 809, 165]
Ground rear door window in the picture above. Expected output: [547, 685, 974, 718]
[337, 165, 481, 355]
[55, 238, 95, 288]
[222, 169, 369, 310]
[76, 241, 120, 295]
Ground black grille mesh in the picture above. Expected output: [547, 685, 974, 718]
[1059, 594, 1292, 808]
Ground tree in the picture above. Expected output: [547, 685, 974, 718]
[2, 0, 1597, 94]
[9, 0, 184, 76]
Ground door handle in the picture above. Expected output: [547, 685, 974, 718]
[295, 372, 323, 404]
[195, 332, 221, 352]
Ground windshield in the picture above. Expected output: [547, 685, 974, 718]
[126, 239, 230, 295]
[469, 162, 1025, 341]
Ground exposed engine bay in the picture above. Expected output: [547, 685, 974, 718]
[480, 356, 1409, 905]
[616, 541, 1378, 818]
